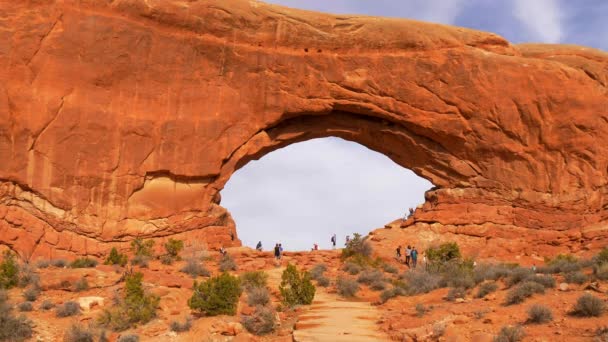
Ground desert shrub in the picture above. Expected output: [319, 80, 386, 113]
[383, 263, 398, 274]
[527, 274, 556, 288]
[70, 258, 98, 269]
[17, 264, 39, 288]
[415, 303, 430, 317]
[117, 335, 139, 342]
[357, 269, 383, 285]
[279, 264, 315, 307]
[131, 239, 154, 258]
[571, 293, 605, 317]
[41, 300, 55, 310]
[240, 271, 268, 290]
[426, 242, 461, 265]
[180, 258, 210, 278]
[565, 271, 588, 284]
[380, 287, 406, 303]
[439, 261, 475, 289]
[219, 254, 237, 272]
[74, 277, 89, 292]
[164, 239, 184, 260]
[160, 255, 173, 265]
[370, 279, 387, 291]
[52, 259, 68, 268]
[474, 264, 513, 283]
[527, 304, 553, 324]
[494, 325, 525, 342]
[598, 247, 608, 264]
[242, 305, 277, 335]
[316, 276, 330, 287]
[170, 316, 192, 332]
[64, 323, 94, 342]
[188, 272, 242, 316]
[505, 267, 534, 287]
[401, 269, 441, 295]
[309, 264, 327, 280]
[476, 282, 499, 298]
[593, 263, 608, 280]
[341, 233, 373, 259]
[0, 290, 33, 341]
[596, 326, 608, 342]
[343, 262, 362, 275]
[98, 272, 159, 331]
[56, 301, 81, 317]
[539, 256, 581, 274]
[130, 255, 149, 268]
[36, 260, 50, 269]
[104, 248, 128, 267]
[247, 287, 270, 307]
[433, 322, 446, 338]
[336, 277, 359, 297]
[0, 251, 19, 289]
[505, 281, 545, 305]
[446, 287, 466, 301]
[23, 286, 40, 301]
[18, 302, 33, 312]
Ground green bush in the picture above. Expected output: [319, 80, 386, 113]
[170, 317, 192, 332]
[18, 264, 38, 288]
[180, 258, 210, 278]
[474, 264, 513, 283]
[164, 239, 184, 260]
[241, 271, 268, 290]
[401, 269, 441, 295]
[242, 305, 277, 335]
[594, 263, 608, 280]
[51, 259, 68, 268]
[598, 247, 608, 264]
[570, 293, 605, 317]
[565, 271, 588, 284]
[0, 251, 19, 289]
[56, 301, 81, 317]
[70, 258, 98, 269]
[188, 272, 242, 316]
[504, 281, 545, 305]
[476, 282, 498, 298]
[98, 272, 160, 331]
[336, 277, 359, 297]
[494, 325, 525, 342]
[131, 239, 155, 258]
[527, 274, 556, 289]
[219, 254, 237, 272]
[380, 287, 406, 303]
[130, 255, 149, 268]
[426, 242, 461, 264]
[538, 256, 581, 274]
[341, 233, 372, 259]
[104, 248, 128, 267]
[247, 287, 270, 307]
[439, 261, 475, 289]
[0, 289, 33, 341]
[279, 264, 315, 307]
[357, 269, 383, 285]
[505, 268, 534, 287]
[527, 304, 553, 324]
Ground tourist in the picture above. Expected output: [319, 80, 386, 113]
[256, 241, 262, 251]
[230, 232, 235, 241]
[408, 207, 414, 217]
[405, 245, 412, 266]
[279, 243, 283, 259]
[396, 245, 402, 260]
[345, 235, 350, 246]
[274, 243, 280, 260]
[331, 234, 337, 249]
[219, 246, 227, 256]
[411, 247, 418, 268]
[313, 243, 318, 251]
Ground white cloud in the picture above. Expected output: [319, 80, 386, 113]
[513, 0, 563, 43]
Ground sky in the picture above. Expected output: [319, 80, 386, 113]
[221, 1, 608, 251]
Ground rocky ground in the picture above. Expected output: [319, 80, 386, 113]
[1, 235, 607, 342]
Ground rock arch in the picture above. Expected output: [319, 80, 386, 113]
[1, 0, 607, 258]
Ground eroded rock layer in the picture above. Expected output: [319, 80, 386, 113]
[1, 0, 607, 258]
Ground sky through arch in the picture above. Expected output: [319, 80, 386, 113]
[221, 137, 433, 251]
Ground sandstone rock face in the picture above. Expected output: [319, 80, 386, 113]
[1, 0, 607, 258]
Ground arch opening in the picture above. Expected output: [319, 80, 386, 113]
[220, 137, 434, 251]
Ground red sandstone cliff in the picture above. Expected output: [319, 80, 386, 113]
[0, 0, 607, 259]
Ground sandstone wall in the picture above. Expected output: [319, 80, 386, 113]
[1, 0, 607, 258]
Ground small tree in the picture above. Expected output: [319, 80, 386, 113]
[0, 251, 19, 289]
[279, 264, 315, 308]
[104, 248, 128, 267]
[188, 273, 242, 316]
[131, 239, 155, 258]
[426, 242, 461, 264]
[341, 233, 372, 259]
[164, 239, 184, 260]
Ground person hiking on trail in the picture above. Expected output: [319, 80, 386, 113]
[396, 245, 402, 260]
[313, 243, 318, 251]
[278, 243, 283, 259]
[405, 245, 412, 266]
[331, 234, 337, 249]
[256, 241, 262, 251]
[411, 247, 418, 268]
[345, 235, 350, 246]
[274, 243, 280, 260]
[408, 207, 414, 218]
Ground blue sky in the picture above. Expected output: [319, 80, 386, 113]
[221, 1, 607, 251]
